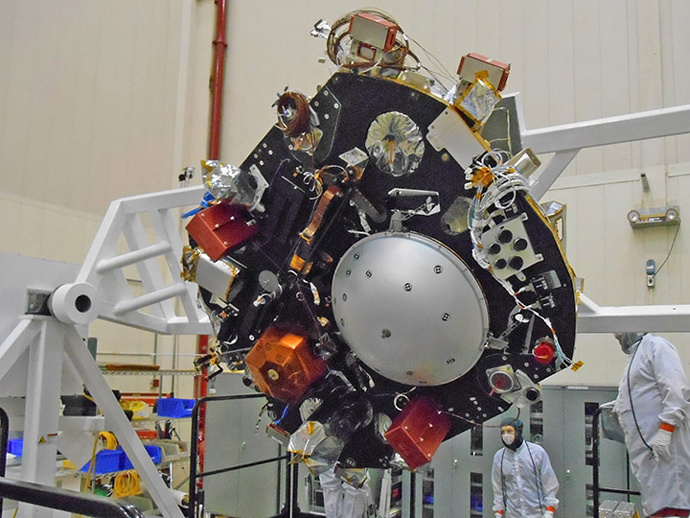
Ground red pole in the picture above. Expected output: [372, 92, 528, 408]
[208, 0, 228, 160]
[195, 0, 228, 481]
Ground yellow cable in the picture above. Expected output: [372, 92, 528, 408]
[99, 431, 118, 450]
[113, 470, 142, 497]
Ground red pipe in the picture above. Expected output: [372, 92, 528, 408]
[195, 0, 228, 479]
[208, 0, 228, 160]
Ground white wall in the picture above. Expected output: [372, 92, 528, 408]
[1, 1, 689, 390]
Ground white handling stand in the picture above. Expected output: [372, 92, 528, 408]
[0, 316, 184, 518]
[0, 185, 211, 518]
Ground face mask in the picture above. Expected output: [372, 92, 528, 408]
[502, 433, 515, 445]
[616, 332, 645, 354]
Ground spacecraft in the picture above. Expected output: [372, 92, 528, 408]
[183, 10, 577, 473]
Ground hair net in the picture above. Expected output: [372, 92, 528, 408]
[500, 417, 523, 435]
[617, 332, 646, 353]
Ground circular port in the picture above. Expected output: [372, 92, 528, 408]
[495, 258, 508, 269]
[498, 229, 513, 243]
[489, 370, 515, 393]
[525, 387, 541, 402]
[488, 243, 501, 255]
[509, 256, 524, 270]
[533, 341, 556, 364]
[513, 238, 528, 251]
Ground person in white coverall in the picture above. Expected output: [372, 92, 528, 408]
[319, 465, 374, 518]
[613, 332, 690, 518]
[492, 417, 559, 518]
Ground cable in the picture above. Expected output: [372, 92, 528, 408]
[99, 431, 118, 450]
[626, 337, 653, 451]
[652, 224, 681, 279]
[525, 442, 545, 514]
[113, 470, 142, 497]
[466, 152, 574, 368]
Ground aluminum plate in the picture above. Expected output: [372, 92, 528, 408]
[331, 232, 489, 385]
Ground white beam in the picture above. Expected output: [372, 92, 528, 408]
[577, 294, 690, 333]
[522, 104, 690, 154]
[64, 325, 184, 518]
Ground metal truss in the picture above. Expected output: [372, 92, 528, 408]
[520, 101, 690, 332]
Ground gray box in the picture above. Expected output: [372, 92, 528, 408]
[613, 501, 637, 518]
[599, 500, 619, 518]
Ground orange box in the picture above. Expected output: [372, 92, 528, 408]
[457, 52, 511, 91]
[384, 397, 451, 470]
[349, 12, 398, 52]
[245, 326, 327, 404]
[185, 200, 258, 262]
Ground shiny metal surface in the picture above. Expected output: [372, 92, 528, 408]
[331, 232, 489, 385]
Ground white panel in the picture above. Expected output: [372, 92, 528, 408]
[521, 0, 549, 129]
[498, 1, 524, 98]
[476, 0, 501, 59]
[0, 0, 188, 221]
[600, 1, 633, 172]
[63, 0, 103, 212]
[601, 181, 637, 303]
[669, 1, 690, 163]
[572, 185, 606, 298]
[572, 0, 603, 176]
[634, 1, 665, 168]
[545, 0, 574, 126]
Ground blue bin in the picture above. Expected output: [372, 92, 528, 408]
[156, 398, 195, 418]
[7, 438, 23, 456]
[80, 449, 123, 474]
[120, 445, 162, 470]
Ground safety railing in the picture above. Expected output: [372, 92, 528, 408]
[591, 405, 641, 518]
[0, 406, 142, 518]
[188, 394, 317, 518]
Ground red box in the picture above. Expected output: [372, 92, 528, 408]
[384, 397, 451, 470]
[245, 326, 327, 404]
[349, 12, 398, 52]
[185, 201, 258, 262]
[457, 52, 511, 91]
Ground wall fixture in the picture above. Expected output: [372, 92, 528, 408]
[627, 205, 680, 229]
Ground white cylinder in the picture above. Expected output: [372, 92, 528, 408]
[48, 283, 101, 325]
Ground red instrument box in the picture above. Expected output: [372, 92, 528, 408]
[457, 52, 511, 92]
[245, 326, 327, 404]
[384, 397, 451, 470]
[185, 201, 258, 262]
[349, 12, 398, 52]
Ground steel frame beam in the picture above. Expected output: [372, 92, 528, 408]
[518, 101, 690, 331]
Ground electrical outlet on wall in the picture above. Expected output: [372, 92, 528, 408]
[646, 259, 656, 287]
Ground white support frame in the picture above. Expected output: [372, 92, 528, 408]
[518, 101, 690, 332]
[0, 317, 186, 518]
[77, 185, 211, 335]
[0, 186, 211, 518]
[523, 104, 690, 200]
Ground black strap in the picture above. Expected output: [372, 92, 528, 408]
[626, 338, 653, 451]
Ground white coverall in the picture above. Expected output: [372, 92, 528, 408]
[492, 441, 559, 518]
[613, 334, 690, 516]
[319, 467, 374, 518]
